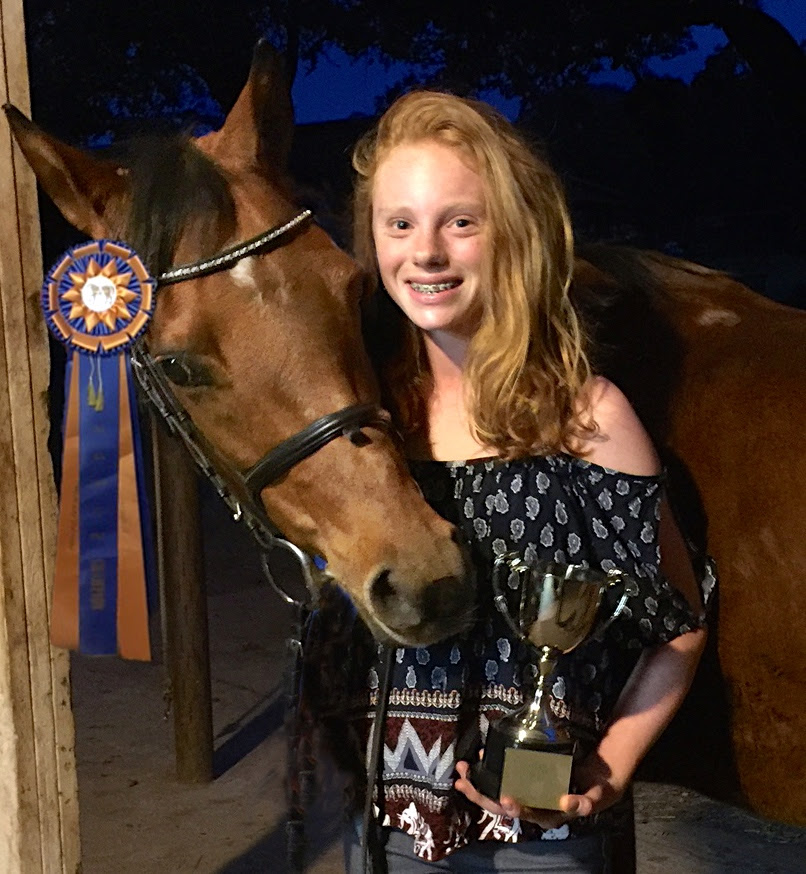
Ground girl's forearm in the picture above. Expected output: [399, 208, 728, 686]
[584, 627, 707, 802]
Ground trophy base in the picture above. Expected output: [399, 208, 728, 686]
[471, 720, 574, 811]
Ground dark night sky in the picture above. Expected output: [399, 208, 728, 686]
[289, 0, 806, 122]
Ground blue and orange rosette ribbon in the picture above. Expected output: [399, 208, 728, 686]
[44, 240, 156, 660]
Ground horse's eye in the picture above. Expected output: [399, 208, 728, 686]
[157, 355, 211, 388]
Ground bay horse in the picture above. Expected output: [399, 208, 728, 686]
[4, 42, 474, 648]
[574, 247, 806, 827]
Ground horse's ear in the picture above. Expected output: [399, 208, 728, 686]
[204, 40, 294, 173]
[3, 104, 128, 239]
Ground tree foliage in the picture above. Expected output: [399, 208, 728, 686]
[24, 0, 804, 140]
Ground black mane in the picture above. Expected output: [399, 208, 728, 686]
[102, 134, 236, 276]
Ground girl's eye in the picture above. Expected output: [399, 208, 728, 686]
[393, 219, 410, 230]
[455, 218, 471, 228]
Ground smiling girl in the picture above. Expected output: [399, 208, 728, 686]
[340, 90, 706, 873]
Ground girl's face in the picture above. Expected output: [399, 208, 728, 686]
[371, 140, 488, 342]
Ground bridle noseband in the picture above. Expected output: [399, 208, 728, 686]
[130, 207, 390, 604]
[243, 401, 390, 495]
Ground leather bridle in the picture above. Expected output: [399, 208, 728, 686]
[130, 207, 391, 605]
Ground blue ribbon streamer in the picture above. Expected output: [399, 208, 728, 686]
[77, 354, 121, 654]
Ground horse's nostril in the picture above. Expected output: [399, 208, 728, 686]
[369, 569, 473, 639]
[369, 569, 422, 629]
[371, 569, 394, 606]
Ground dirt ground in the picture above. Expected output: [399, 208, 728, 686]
[72, 496, 806, 873]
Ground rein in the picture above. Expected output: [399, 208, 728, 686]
[130, 208, 392, 872]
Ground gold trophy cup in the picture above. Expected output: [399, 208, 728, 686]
[471, 554, 628, 811]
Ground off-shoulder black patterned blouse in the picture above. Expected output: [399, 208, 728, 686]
[315, 454, 704, 862]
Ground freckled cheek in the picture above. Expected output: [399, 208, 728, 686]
[375, 244, 406, 282]
[459, 238, 485, 261]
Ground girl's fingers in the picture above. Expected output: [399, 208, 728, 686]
[454, 761, 510, 816]
[455, 761, 597, 828]
[499, 792, 596, 829]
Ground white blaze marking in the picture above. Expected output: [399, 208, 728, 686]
[696, 308, 741, 327]
[228, 256, 256, 289]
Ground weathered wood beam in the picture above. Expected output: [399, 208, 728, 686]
[0, 0, 80, 869]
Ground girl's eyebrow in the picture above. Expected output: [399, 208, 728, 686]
[372, 205, 410, 217]
[373, 201, 486, 217]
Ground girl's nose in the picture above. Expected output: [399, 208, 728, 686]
[413, 228, 448, 268]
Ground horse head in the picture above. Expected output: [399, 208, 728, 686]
[5, 42, 474, 646]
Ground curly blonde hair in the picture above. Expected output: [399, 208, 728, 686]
[353, 91, 593, 458]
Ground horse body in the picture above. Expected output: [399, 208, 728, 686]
[579, 249, 806, 825]
[650, 256, 806, 825]
[5, 44, 474, 647]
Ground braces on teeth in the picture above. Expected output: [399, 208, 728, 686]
[412, 282, 457, 294]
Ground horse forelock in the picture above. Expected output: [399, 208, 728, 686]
[103, 134, 237, 276]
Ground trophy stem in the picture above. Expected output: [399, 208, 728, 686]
[472, 643, 573, 805]
[518, 646, 557, 734]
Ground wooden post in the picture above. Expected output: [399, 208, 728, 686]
[0, 0, 80, 870]
[151, 416, 214, 782]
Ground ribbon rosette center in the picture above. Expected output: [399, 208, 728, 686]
[65, 258, 136, 330]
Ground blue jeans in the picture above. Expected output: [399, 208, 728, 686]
[344, 819, 610, 873]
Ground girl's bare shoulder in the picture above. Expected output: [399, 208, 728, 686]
[575, 376, 660, 477]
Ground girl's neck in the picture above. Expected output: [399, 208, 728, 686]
[413, 329, 494, 461]
[423, 330, 469, 393]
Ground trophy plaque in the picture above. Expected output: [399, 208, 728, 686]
[471, 554, 628, 811]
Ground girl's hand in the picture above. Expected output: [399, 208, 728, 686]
[453, 754, 623, 831]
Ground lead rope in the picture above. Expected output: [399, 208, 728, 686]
[363, 645, 395, 874]
[284, 599, 312, 873]
[259, 547, 320, 874]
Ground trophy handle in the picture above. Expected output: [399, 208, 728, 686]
[492, 553, 534, 644]
[591, 568, 630, 639]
